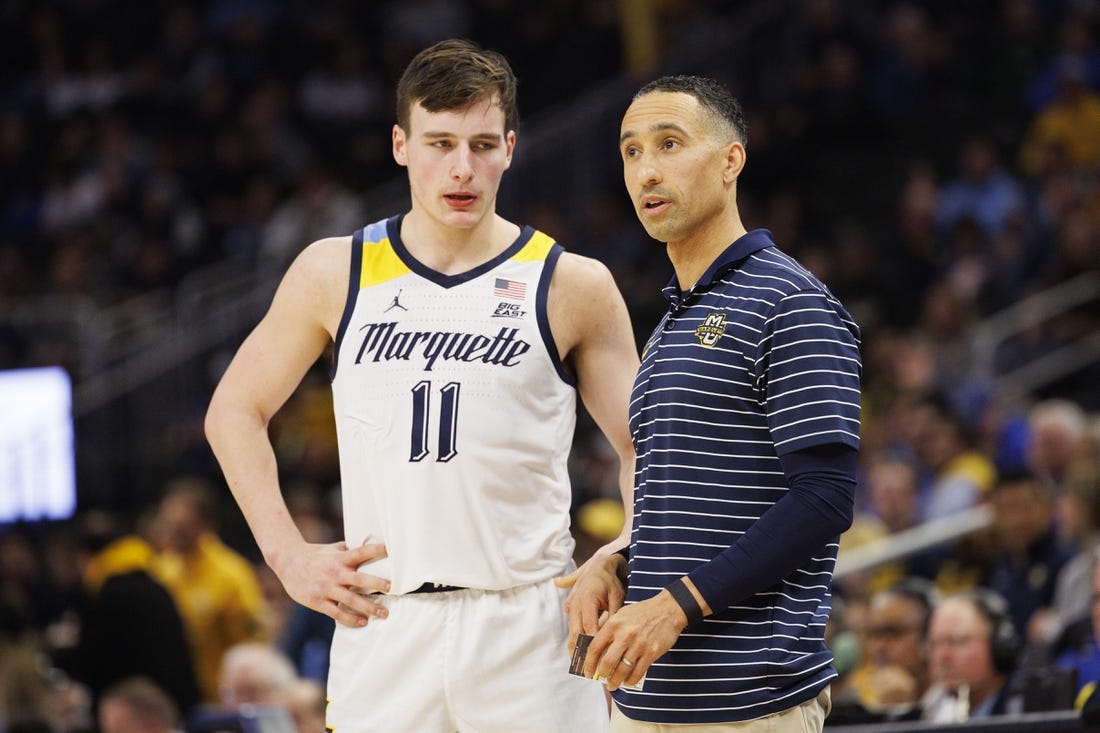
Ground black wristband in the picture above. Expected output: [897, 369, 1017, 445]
[666, 577, 704, 626]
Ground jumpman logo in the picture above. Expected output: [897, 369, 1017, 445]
[385, 289, 408, 312]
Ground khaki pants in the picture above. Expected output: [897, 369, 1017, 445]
[610, 687, 831, 733]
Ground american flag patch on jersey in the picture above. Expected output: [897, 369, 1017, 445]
[493, 278, 527, 300]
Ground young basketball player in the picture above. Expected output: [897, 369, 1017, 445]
[205, 39, 638, 732]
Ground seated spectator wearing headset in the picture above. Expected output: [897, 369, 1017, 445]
[923, 589, 1022, 722]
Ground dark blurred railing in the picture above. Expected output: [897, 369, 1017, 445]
[969, 271, 1100, 399]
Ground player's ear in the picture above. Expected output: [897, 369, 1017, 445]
[503, 129, 516, 170]
[393, 124, 409, 167]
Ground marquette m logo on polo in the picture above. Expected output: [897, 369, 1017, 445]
[694, 312, 727, 347]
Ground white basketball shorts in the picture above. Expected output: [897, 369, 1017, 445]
[325, 578, 610, 733]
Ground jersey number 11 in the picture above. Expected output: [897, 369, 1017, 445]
[410, 380, 461, 462]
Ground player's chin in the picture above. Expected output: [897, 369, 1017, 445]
[441, 206, 482, 227]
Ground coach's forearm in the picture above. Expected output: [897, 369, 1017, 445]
[687, 444, 856, 612]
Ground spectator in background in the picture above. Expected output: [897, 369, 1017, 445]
[278, 600, 334, 687]
[866, 455, 920, 537]
[914, 276, 987, 390]
[297, 34, 388, 179]
[0, 601, 93, 733]
[978, 0, 1047, 133]
[217, 642, 323, 733]
[868, 3, 942, 131]
[267, 364, 342, 487]
[283, 677, 326, 733]
[936, 136, 1026, 240]
[260, 162, 365, 272]
[151, 477, 268, 703]
[71, 510, 199, 720]
[924, 590, 1022, 722]
[986, 471, 1072, 640]
[1031, 460, 1100, 655]
[933, 519, 1001, 599]
[1019, 58, 1100, 178]
[823, 594, 868, 723]
[98, 677, 182, 733]
[0, 592, 54, 733]
[806, 38, 879, 145]
[837, 454, 921, 598]
[913, 394, 997, 523]
[1041, 204, 1100, 293]
[940, 215, 998, 309]
[0, 526, 69, 636]
[1024, 12, 1100, 112]
[879, 163, 941, 329]
[217, 642, 297, 708]
[1027, 398, 1091, 488]
[1056, 552, 1100, 705]
[842, 577, 939, 722]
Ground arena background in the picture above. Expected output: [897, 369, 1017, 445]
[1, 0, 1099, 728]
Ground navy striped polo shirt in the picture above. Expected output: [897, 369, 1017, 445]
[615, 229, 862, 724]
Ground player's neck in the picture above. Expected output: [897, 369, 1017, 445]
[401, 211, 520, 275]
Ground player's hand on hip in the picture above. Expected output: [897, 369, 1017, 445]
[585, 589, 687, 691]
[564, 553, 627, 655]
[273, 539, 391, 627]
[555, 536, 627, 605]
[555, 555, 599, 607]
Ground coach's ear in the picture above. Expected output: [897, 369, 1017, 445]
[393, 124, 409, 167]
[723, 141, 746, 184]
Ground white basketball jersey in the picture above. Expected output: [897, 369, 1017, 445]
[330, 216, 578, 593]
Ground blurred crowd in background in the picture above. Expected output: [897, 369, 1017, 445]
[1, 0, 1100, 730]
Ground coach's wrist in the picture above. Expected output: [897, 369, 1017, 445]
[665, 576, 710, 627]
[655, 587, 690, 632]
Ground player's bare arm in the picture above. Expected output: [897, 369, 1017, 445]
[205, 236, 391, 627]
[548, 252, 639, 591]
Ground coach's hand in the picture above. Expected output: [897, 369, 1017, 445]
[563, 553, 627, 657]
[585, 589, 687, 691]
[272, 539, 391, 627]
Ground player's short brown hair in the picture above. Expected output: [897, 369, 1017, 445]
[396, 38, 519, 134]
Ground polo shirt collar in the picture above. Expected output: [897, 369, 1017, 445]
[661, 229, 776, 306]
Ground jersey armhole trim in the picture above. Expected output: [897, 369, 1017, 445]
[536, 243, 576, 387]
[329, 228, 364, 381]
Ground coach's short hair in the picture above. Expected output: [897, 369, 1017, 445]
[634, 75, 748, 145]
